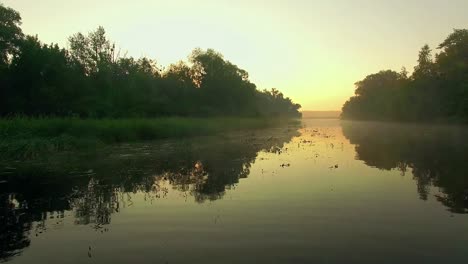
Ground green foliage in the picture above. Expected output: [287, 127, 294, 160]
[0, 3, 23, 65]
[256, 88, 302, 117]
[342, 70, 409, 120]
[0, 4, 301, 119]
[342, 29, 468, 123]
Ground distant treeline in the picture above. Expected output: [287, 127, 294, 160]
[0, 4, 301, 118]
[342, 29, 468, 123]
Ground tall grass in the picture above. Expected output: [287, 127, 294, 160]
[0, 117, 297, 159]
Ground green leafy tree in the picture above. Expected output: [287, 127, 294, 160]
[342, 29, 468, 123]
[0, 4, 23, 65]
[0, 4, 301, 119]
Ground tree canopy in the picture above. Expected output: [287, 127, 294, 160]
[0, 3, 22, 65]
[342, 29, 468, 123]
[0, 4, 301, 118]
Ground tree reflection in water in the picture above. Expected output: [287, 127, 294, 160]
[342, 120, 468, 214]
[0, 194, 31, 262]
[0, 124, 300, 260]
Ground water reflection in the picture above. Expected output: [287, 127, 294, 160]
[0, 195, 31, 262]
[3, 120, 468, 263]
[342, 121, 468, 214]
[0, 125, 300, 261]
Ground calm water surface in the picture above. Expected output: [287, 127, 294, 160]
[1, 119, 468, 264]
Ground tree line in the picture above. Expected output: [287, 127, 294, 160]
[0, 4, 301, 118]
[342, 29, 468, 123]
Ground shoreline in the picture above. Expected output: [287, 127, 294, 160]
[0, 117, 300, 160]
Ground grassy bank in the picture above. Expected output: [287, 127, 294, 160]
[0, 117, 298, 159]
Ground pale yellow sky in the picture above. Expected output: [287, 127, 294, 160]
[4, 0, 468, 110]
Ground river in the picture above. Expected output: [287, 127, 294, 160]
[1, 119, 468, 264]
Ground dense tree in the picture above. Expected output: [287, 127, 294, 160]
[341, 70, 408, 120]
[435, 29, 468, 119]
[0, 5, 301, 118]
[342, 29, 468, 123]
[189, 48, 258, 116]
[5, 36, 84, 115]
[0, 4, 23, 65]
[413, 44, 434, 79]
[0, 4, 23, 116]
[256, 88, 302, 117]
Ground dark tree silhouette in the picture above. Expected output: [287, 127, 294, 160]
[0, 4, 23, 65]
[342, 29, 468, 123]
[0, 4, 301, 118]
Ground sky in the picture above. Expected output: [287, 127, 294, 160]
[4, 0, 468, 111]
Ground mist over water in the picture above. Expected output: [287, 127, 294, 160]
[1, 119, 468, 264]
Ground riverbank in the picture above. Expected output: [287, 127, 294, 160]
[0, 117, 299, 160]
[340, 116, 468, 126]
